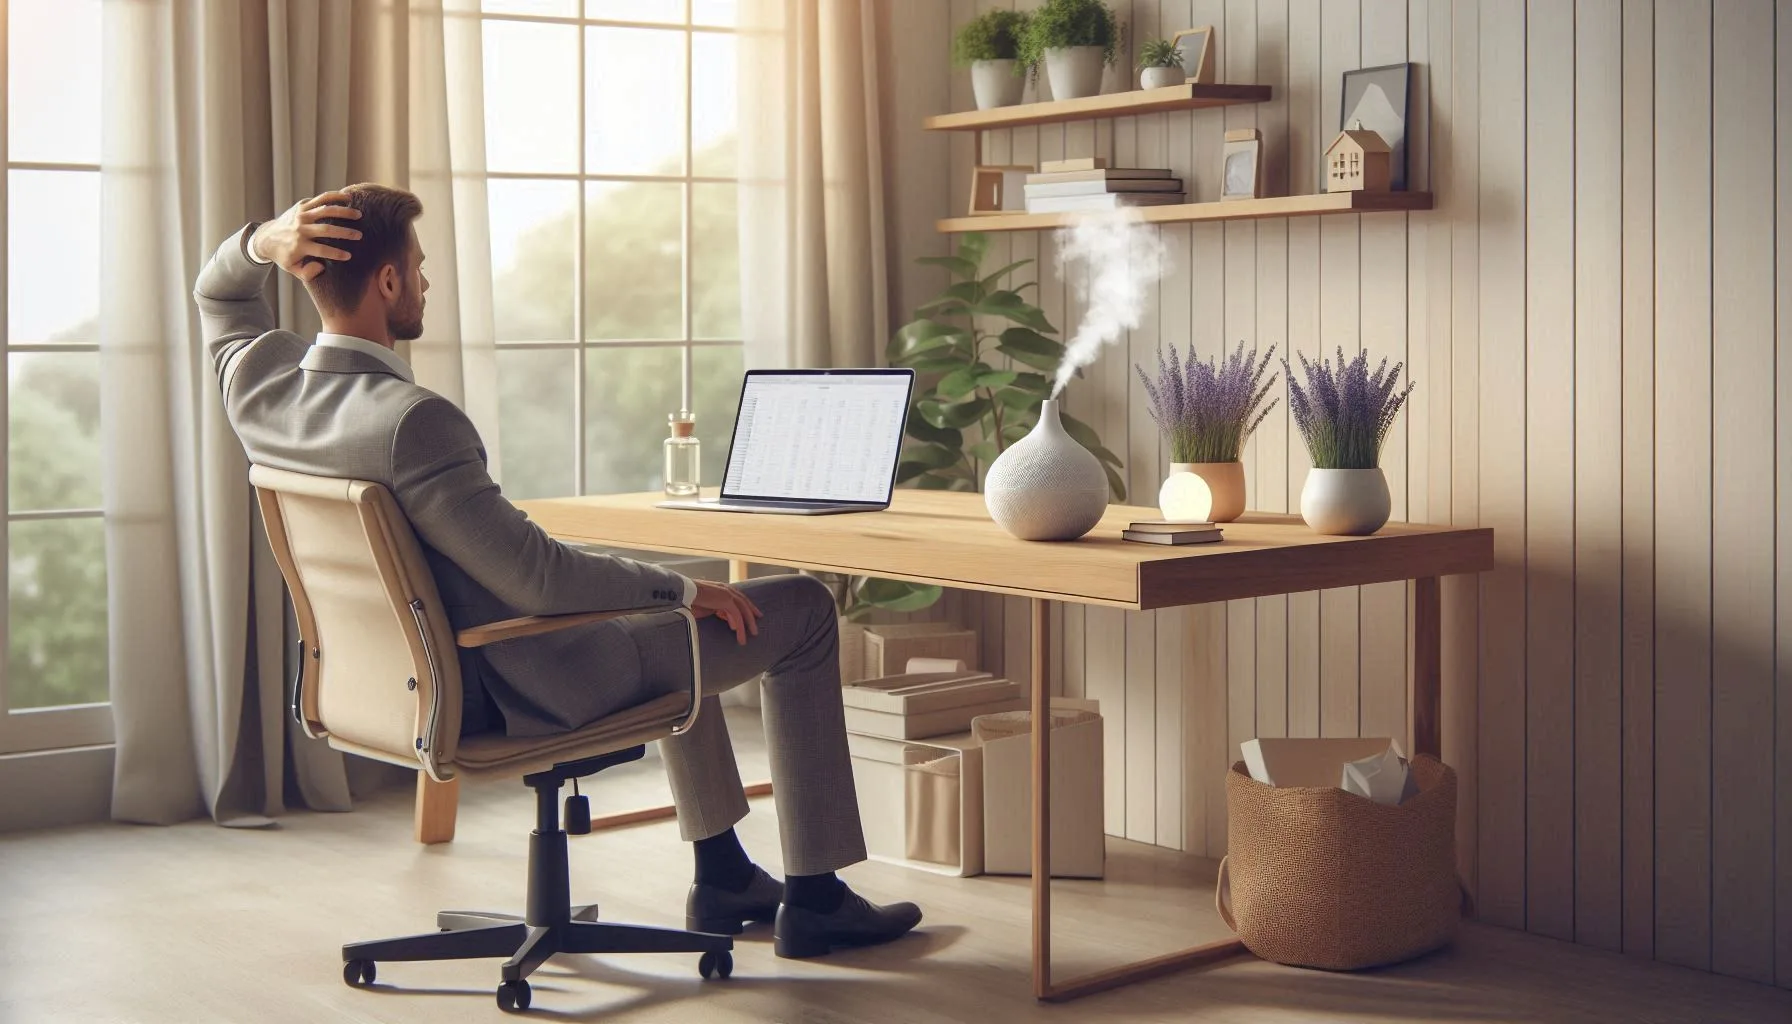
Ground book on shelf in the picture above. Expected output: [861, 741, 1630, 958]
[1026, 167, 1174, 184]
[1126, 519, 1220, 533]
[1024, 178, 1185, 197]
[1040, 156, 1109, 173]
[1122, 528, 1224, 545]
[1026, 192, 1188, 213]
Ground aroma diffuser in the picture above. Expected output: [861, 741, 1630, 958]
[983, 399, 1109, 541]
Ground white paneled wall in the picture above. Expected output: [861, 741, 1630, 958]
[876, 0, 1792, 988]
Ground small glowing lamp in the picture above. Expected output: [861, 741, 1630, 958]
[1158, 470, 1214, 523]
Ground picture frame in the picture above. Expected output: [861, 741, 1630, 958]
[1221, 128, 1262, 201]
[967, 165, 1032, 216]
[1338, 62, 1412, 190]
[1169, 26, 1215, 85]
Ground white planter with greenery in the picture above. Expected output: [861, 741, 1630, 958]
[1285, 348, 1415, 536]
[972, 59, 1026, 109]
[1137, 342, 1279, 524]
[1138, 38, 1185, 91]
[1021, 0, 1120, 101]
[955, 9, 1031, 110]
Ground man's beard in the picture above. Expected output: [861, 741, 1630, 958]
[388, 292, 424, 342]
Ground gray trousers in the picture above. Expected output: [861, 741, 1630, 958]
[617, 574, 867, 876]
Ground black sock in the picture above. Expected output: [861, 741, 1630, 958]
[692, 828, 756, 893]
[784, 871, 847, 914]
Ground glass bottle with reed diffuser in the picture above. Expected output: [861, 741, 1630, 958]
[663, 409, 700, 498]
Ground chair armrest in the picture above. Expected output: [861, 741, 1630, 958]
[456, 607, 666, 648]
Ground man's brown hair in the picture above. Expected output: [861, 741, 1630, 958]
[306, 183, 423, 313]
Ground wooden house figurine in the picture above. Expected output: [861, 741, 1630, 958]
[1324, 123, 1391, 193]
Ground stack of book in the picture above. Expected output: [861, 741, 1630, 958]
[1024, 159, 1186, 214]
[1121, 519, 1224, 545]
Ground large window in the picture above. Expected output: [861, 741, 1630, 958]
[1, 0, 110, 753]
[479, 1, 744, 500]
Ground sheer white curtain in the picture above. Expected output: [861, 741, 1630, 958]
[102, 0, 498, 825]
[738, 0, 890, 371]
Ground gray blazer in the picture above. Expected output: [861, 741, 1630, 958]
[195, 225, 691, 736]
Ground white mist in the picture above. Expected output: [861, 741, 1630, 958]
[1050, 209, 1170, 398]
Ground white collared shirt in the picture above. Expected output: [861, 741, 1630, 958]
[315, 332, 416, 383]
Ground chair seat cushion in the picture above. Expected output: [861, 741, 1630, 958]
[454, 693, 692, 776]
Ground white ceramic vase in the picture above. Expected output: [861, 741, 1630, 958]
[1169, 461, 1246, 522]
[1300, 468, 1392, 535]
[984, 399, 1109, 541]
[971, 59, 1026, 109]
[1044, 46, 1106, 100]
[1140, 65, 1185, 90]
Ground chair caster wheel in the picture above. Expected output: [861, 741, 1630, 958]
[496, 979, 532, 1013]
[343, 959, 376, 987]
[698, 949, 733, 980]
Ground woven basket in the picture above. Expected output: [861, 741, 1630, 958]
[1217, 755, 1463, 970]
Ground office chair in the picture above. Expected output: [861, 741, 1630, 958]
[251, 465, 732, 1013]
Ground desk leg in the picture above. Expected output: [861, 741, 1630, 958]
[1414, 576, 1442, 760]
[1030, 598, 1245, 1002]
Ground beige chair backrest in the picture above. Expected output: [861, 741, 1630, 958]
[250, 465, 461, 780]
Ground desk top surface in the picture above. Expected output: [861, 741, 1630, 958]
[518, 491, 1493, 610]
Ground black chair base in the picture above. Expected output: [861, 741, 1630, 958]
[340, 746, 734, 1014]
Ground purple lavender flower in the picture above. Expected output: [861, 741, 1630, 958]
[1283, 347, 1414, 469]
[1134, 341, 1278, 463]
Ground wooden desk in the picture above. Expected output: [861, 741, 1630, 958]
[518, 491, 1494, 1001]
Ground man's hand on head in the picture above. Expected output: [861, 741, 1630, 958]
[689, 580, 763, 646]
[249, 191, 363, 282]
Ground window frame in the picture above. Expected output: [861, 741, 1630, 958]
[477, 1, 744, 496]
[0, 6, 113, 754]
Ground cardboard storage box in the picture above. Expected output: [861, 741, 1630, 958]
[862, 623, 980, 680]
[974, 699, 1105, 879]
[842, 670, 1025, 740]
[849, 731, 984, 876]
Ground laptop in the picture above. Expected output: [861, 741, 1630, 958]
[657, 368, 916, 515]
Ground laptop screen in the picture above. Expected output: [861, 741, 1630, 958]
[721, 370, 913, 503]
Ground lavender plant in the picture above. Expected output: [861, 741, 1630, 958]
[1284, 347, 1415, 470]
[1135, 341, 1279, 463]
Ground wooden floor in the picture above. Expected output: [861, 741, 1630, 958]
[3, 711, 1787, 1023]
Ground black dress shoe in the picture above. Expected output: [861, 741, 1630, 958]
[773, 888, 923, 959]
[686, 866, 783, 935]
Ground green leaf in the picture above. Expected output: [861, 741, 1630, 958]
[905, 411, 962, 447]
[966, 439, 1001, 463]
[916, 254, 981, 279]
[974, 368, 1019, 390]
[997, 345, 1060, 372]
[996, 327, 1064, 358]
[979, 258, 1034, 289]
[898, 354, 968, 374]
[971, 290, 1056, 333]
[913, 299, 971, 320]
[889, 318, 969, 359]
[895, 460, 934, 484]
[856, 577, 945, 612]
[912, 472, 956, 490]
[997, 387, 1042, 412]
[1059, 411, 1104, 452]
[1101, 461, 1127, 502]
[919, 398, 990, 430]
[938, 366, 983, 399]
[901, 443, 960, 470]
[1011, 371, 1052, 394]
[954, 232, 990, 269]
[1001, 421, 1032, 442]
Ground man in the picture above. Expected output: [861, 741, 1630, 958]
[194, 185, 920, 959]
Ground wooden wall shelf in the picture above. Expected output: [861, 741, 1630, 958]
[923, 83, 1273, 132]
[936, 191, 1434, 233]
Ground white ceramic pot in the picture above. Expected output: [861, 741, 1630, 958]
[1140, 65, 1185, 90]
[1044, 46, 1106, 100]
[1300, 468, 1392, 535]
[985, 399, 1109, 541]
[1172, 461, 1246, 522]
[971, 59, 1026, 109]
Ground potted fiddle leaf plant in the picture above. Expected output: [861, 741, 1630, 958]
[1137, 342, 1278, 522]
[889, 231, 1126, 501]
[1019, 0, 1122, 100]
[1137, 38, 1185, 90]
[1285, 347, 1414, 535]
[954, 8, 1031, 110]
